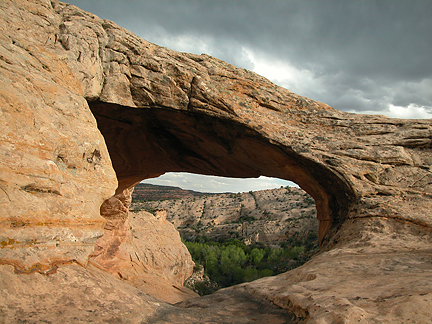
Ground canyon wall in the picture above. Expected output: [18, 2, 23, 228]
[1, 0, 431, 322]
[134, 186, 318, 246]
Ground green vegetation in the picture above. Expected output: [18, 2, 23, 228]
[132, 184, 320, 296]
[184, 236, 317, 295]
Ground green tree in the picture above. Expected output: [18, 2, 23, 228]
[249, 248, 265, 265]
[183, 237, 314, 295]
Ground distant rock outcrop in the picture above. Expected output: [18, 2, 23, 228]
[1, 0, 431, 323]
[133, 183, 212, 201]
[134, 186, 318, 247]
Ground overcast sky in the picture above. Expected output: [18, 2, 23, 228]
[142, 173, 294, 193]
[67, 0, 432, 192]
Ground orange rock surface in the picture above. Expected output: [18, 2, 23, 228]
[0, 0, 431, 322]
[91, 189, 197, 303]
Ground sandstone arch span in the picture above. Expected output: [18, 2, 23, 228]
[89, 101, 355, 243]
[1, 1, 432, 322]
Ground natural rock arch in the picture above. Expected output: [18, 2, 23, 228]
[2, 0, 431, 266]
[89, 101, 355, 243]
[1, 1, 432, 322]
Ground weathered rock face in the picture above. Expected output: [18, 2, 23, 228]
[135, 186, 318, 246]
[0, 0, 117, 271]
[91, 188, 197, 303]
[1, 0, 432, 323]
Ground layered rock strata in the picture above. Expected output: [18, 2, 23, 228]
[1, 0, 431, 322]
[0, 0, 117, 271]
[135, 186, 318, 246]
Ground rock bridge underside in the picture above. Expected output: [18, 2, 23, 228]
[1, 1, 432, 323]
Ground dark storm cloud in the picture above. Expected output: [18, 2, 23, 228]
[67, 0, 432, 117]
[65, 0, 432, 191]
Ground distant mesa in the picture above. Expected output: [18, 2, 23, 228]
[132, 183, 215, 201]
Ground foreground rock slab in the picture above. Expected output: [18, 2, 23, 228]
[244, 247, 432, 323]
[0, 263, 165, 323]
[149, 289, 298, 324]
[0, 263, 297, 323]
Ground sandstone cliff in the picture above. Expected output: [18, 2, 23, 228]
[1, 0, 431, 323]
[133, 186, 318, 247]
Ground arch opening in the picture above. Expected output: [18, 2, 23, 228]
[135, 173, 316, 246]
[89, 101, 355, 243]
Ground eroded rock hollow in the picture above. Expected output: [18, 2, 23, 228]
[1, 0, 431, 323]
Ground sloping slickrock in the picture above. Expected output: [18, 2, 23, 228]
[90, 188, 198, 304]
[241, 236, 432, 323]
[1, 0, 432, 323]
[0, 263, 168, 323]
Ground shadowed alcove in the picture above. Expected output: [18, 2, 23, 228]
[89, 101, 355, 243]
